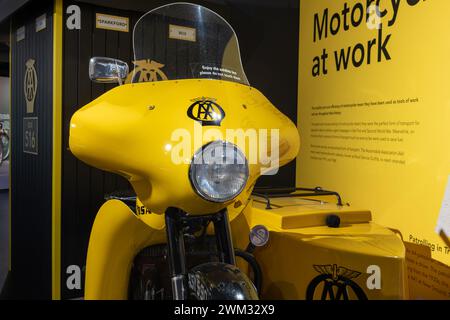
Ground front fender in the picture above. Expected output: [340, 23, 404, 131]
[84, 200, 166, 300]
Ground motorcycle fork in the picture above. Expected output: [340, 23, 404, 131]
[164, 208, 236, 300]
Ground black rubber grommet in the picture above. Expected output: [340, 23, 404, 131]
[326, 214, 341, 228]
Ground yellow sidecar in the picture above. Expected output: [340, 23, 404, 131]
[233, 195, 407, 300]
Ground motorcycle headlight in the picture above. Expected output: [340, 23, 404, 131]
[189, 141, 249, 203]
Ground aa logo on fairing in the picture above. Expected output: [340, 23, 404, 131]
[187, 97, 225, 126]
[306, 264, 368, 300]
[125, 59, 168, 83]
[24, 59, 38, 114]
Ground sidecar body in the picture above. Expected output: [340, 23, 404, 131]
[230, 195, 407, 300]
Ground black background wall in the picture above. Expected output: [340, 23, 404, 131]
[62, 0, 299, 299]
[10, 0, 54, 299]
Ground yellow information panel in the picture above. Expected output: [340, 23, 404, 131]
[297, 0, 450, 266]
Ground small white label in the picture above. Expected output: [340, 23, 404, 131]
[35, 14, 46, 32]
[169, 24, 196, 42]
[96, 13, 129, 32]
[16, 26, 25, 42]
[436, 175, 450, 236]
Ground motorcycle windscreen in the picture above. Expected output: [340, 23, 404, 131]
[132, 3, 249, 85]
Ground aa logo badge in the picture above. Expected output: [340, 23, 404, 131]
[125, 59, 168, 84]
[187, 97, 225, 126]
[24, 59, 38, 113]
[306, 264, 368, 300]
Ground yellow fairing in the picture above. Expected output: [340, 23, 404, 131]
[69, 79, 300, 215]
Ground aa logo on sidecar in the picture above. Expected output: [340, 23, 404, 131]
[306, 264, 368, 300]
[187, 97, 225, 126]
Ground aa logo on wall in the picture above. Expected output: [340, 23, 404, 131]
[187, 97, 225, 126]
[24, 58, 38, 114]
[306, 264, 368, 300]
[125, 59, 168, 84]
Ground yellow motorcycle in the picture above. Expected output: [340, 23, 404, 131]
[69, 2, 407, 300]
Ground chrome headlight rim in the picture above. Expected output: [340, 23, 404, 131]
[189, 140, 249, 203]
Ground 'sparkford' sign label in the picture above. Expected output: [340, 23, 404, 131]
[95, 13, 129, 32]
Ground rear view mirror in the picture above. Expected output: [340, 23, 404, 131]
[89, 57, 129, 85]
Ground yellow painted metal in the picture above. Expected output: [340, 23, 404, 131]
[244, 197, 408, 300]
[69, 79, 300, 215]
[84, 200, 166, 300]
[251, 196, 372, 229]
[135, 197, 166, 230]
[73, 79, 406, 300]
[51, 0, 63, 300]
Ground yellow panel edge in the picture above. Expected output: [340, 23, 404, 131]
[52, 0, 63, 300]
[295, 0, 302, 188]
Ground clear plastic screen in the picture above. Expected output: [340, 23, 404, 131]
[132, 2, 249, 85]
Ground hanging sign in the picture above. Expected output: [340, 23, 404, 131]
[95, 13, 129, 32]
[16, 26, 25, 42]
[36, 14, 46, 32]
